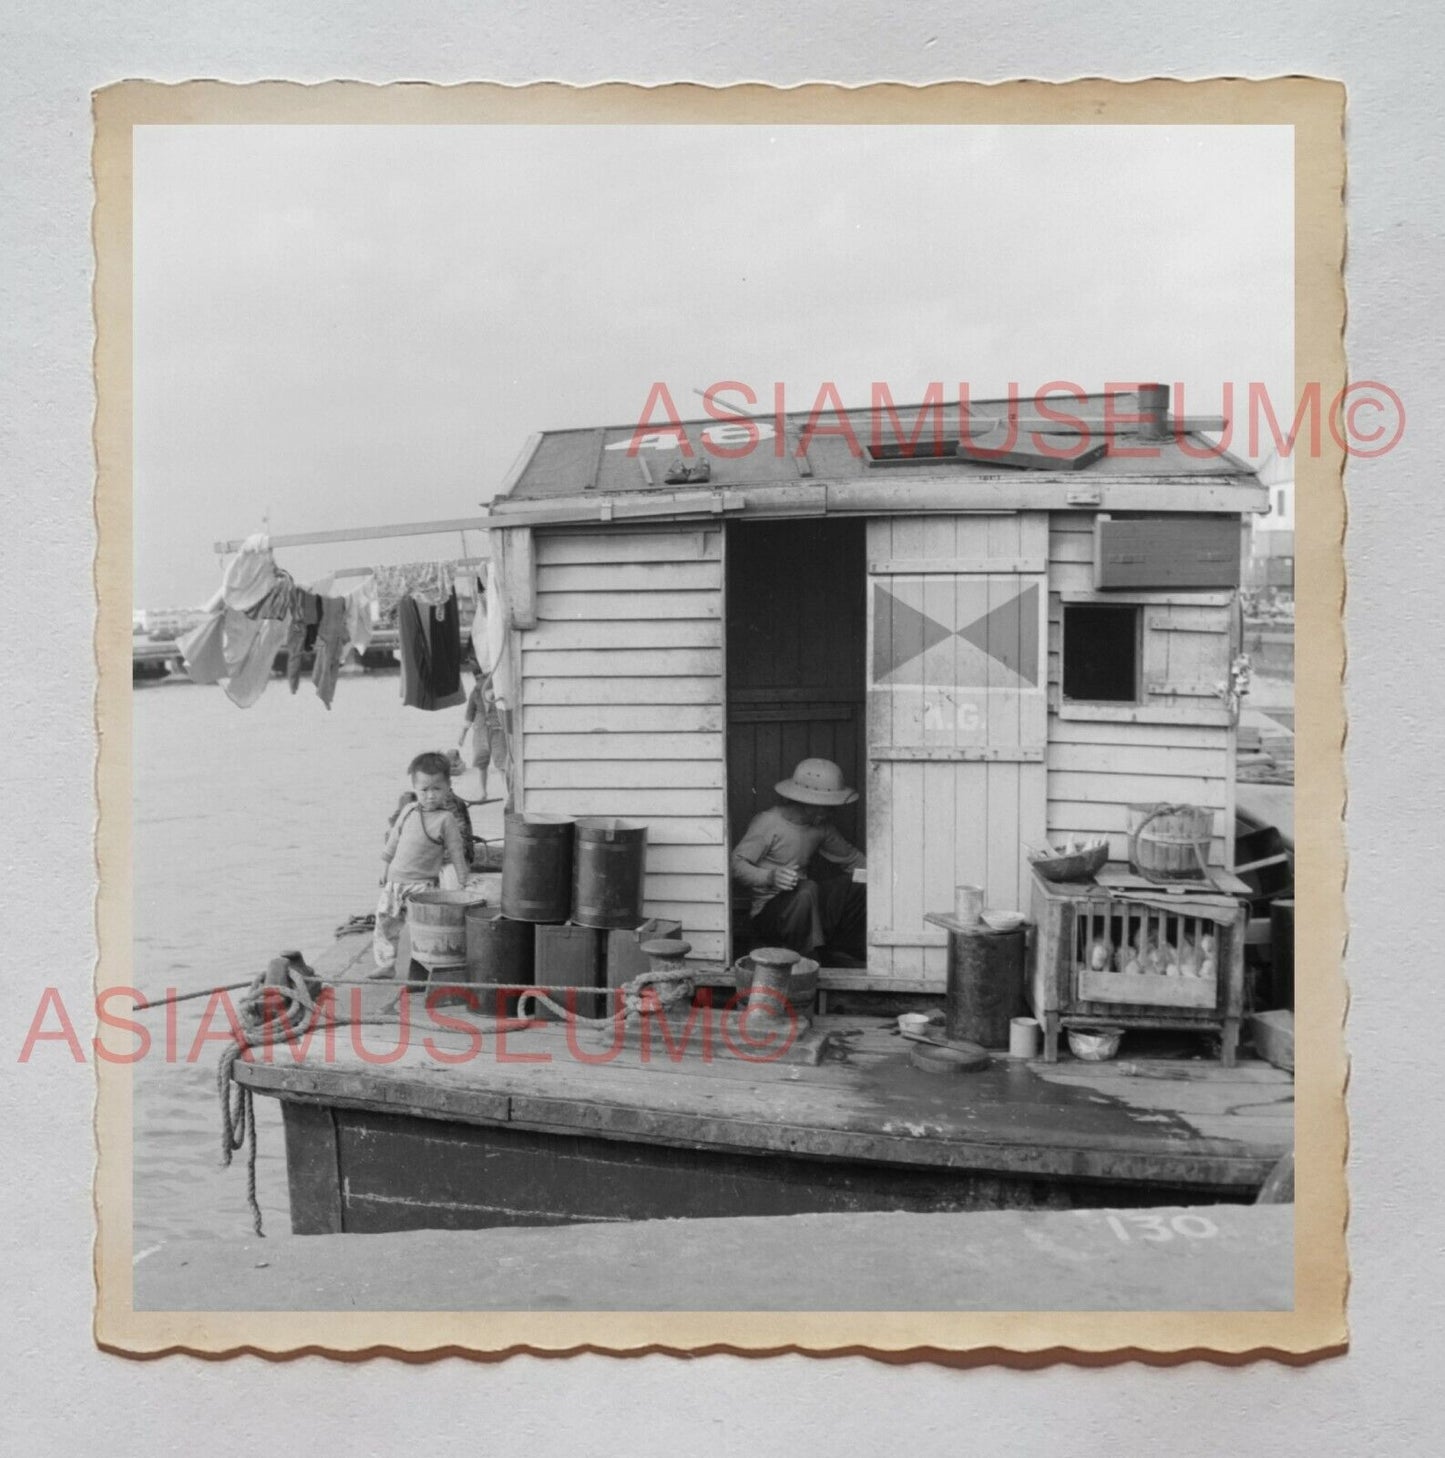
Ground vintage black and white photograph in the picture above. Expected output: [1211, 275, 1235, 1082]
[94, 83, 1340, 1346]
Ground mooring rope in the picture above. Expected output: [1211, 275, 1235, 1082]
[516, 968, 696, 1027]
[216, 957, 696, 1234]
[216, 957, 320, 1238]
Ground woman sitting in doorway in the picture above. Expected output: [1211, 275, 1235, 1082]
[730, 758, 867, 965]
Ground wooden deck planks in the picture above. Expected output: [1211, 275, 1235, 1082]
[238, 1015, 1291, 1194]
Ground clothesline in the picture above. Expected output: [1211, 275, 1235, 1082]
[333, 557, 486, 582]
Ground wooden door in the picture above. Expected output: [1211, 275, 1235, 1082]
[865, 514, 1049, 978]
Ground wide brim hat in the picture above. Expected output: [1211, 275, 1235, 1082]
[775, 757, 858, 806]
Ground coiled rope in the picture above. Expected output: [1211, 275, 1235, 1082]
[217, 956, 696, 1235]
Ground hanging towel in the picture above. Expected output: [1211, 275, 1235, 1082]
[177, 607, 285, 708]
[178, 611, 227, 684]
[372, 560, 455, 613]
[343, 576, 377, 656]
[224, 616, 288, 709]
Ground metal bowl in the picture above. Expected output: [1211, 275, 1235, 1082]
[982, 910, 1027, 933]
[1067, 1026, 1124, 1062]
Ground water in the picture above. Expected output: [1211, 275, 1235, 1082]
[131, 669, 497, 1245]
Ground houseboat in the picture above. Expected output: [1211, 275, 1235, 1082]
[228, 386, 1294, 1234]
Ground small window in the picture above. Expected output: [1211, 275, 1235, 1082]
[1063, 603, 1139, 703]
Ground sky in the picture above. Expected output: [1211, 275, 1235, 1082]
[133, 123, 1293, 606]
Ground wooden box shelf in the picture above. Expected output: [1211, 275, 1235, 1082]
[1028, 866, 1245, 1064]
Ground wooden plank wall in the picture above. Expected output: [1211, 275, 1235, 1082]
[517, 527, 728, 963]
[1047, 515, 1235, 866]
[865, 514, 1049, 979]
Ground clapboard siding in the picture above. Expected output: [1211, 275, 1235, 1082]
[526, 760, 724, 790]
[536, 529, 720, 565]
[524, 704, 724, 734]
[521, 619, 721, 650]
[1045, 513, 1235, 867]
[519, 528, 728, 964]
[527, 732, 720, 760]
[521, 648, 723, 678]
[536, 590, 720, 621]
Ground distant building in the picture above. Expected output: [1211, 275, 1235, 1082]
[1247, 477, 1293, 595]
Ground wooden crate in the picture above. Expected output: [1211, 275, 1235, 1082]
[533, 923, 608, 1021]
[1028, 868, 1244, 1064]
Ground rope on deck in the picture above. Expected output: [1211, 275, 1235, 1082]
[216, 956, 696, 1235]
[516, 968, 696, 1027]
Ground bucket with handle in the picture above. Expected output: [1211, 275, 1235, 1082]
[1128, 803, 1215, 882]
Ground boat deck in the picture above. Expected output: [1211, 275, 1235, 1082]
[236, 933, 1293, 1235]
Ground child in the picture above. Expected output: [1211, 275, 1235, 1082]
[371, 751, 473, 978]
[459, 666, 511, 806]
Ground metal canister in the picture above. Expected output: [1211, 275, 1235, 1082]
[943, 923, 1027, 1049]
[572, 817, 648, 929]
[500, 812, 575, 923]
[464, 907, 535, 1017]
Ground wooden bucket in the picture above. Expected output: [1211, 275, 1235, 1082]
[408, 887, 488, 966]
[1127, 803, 1215, 882]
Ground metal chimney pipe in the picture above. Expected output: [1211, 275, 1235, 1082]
[1137, 382, 1172, 440]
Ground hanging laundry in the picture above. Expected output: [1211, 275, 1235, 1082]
[202, 533, 280, 615]
[243, 567, 295, 621]
[284, 586, 324, 694]
[397, 589, 466, 711]
[224, 616, 289, 709]
[177, 607, 286, 708]
[310, 596, 350, 710]
[372, 560, 455, 614]
[343, 576, 377, 656]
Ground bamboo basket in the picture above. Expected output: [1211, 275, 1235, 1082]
[1127, 803, 1214, 883]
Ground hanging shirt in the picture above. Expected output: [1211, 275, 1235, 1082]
[398, 590, 466, 711]
[284, 587, 323, 694]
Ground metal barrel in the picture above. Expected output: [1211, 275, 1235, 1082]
[464, 906, 535, 1017]
[500, 812, 575, 923]
[943, 924, 1027, 1049]
[571, 817, 648, 929]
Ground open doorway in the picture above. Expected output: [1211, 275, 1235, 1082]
[725, 518, 867, 958]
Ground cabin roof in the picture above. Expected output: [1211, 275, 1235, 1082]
[498, 391, 1255, 503]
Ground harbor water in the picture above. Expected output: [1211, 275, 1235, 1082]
[132, 668, 501, 1247]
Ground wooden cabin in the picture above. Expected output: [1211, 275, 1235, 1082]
[483, 388, 1266, 986]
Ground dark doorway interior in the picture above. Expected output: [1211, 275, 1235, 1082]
[725, 518, 867, 951]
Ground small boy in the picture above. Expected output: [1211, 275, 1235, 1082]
[371, 751, 472, 977]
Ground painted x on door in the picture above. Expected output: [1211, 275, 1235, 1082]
[864, 515, 1048, 978]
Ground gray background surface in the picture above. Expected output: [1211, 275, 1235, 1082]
[3, 2, 1440, 1451]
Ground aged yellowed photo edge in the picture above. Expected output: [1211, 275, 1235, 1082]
[92, 77, 1347, 1359]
